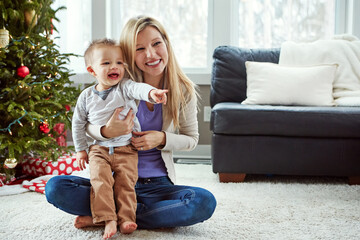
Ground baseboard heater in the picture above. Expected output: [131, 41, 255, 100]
[173, 144, 211, 164]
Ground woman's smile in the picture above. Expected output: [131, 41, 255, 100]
[146, 59, 161, 66]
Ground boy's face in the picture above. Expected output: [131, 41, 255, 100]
[87, 46, 125, 91]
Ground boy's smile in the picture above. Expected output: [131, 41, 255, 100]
[108, 72, 120, 80]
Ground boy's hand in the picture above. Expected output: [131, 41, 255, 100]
[76, 151, 88, 171]
[149, 89, 168, 105]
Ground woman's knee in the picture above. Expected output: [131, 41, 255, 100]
[193, 187, 217, 221]
[45, 176, 63, 203]
[45, 175, 80, 202]
[202, 188, 217, 215]
[45, 175, 92, 216]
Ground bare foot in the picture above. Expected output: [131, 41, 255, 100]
[103, 220, 117, 239]
[74, 216, 102, 229]
[120, 221, 137, 234]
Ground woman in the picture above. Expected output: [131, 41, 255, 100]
[45, 16, 216, 230]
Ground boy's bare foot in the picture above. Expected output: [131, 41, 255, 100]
[103, 220, 117, 239]
[120, 221, 137, 234]
[74, 216, 102, 229]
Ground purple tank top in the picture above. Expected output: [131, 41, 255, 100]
[136, 100, 168, 178]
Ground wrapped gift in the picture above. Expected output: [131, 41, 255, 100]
[22, 175, 54, 194]
[22, 179, 47, 194]
[23, 180, 47, 194]
[22, 153, 79, 177]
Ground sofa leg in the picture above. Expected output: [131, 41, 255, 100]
[348, 176, 360, 185]
[219, 173, 246, 183]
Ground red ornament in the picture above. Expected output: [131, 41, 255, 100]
[51, 19, 54, 35]
[65, 105, 71, 111]
[17, 65, 30, 78]
[39, 122, 50, 134]
[53, 123, 67, 147]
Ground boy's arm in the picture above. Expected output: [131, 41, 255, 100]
[120, 78, 161, 103]
[72, 92, 90, 152]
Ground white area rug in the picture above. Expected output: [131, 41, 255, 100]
[1, 164, 359, 240]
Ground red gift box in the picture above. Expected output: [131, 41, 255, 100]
[23, 179, 47, 194]
[22, 153, 80, 177]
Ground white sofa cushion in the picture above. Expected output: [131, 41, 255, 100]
[242, 61, 337, 106]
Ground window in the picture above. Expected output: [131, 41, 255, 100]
[52, 0, 92, 74]
[108, 0, 209, 70]
[236, 0, 336, 48]
[52, 0, 358, 84]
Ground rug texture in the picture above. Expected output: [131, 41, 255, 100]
[0, 164, 359, 240]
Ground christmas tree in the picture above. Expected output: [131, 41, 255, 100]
[0, 0, 81, 180]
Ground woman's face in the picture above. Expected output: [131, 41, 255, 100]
[135, 26, 169, 81]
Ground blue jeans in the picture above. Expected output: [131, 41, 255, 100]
[45, 175, 216, 229]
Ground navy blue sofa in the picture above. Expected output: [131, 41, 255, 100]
[210, 46, 360, 184]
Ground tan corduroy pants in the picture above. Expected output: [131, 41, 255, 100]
[88, 144, 138, 225]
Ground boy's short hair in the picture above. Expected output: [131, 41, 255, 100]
[84, 38, 117, 67]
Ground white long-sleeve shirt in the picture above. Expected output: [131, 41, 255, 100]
[72, 78, 155, 152]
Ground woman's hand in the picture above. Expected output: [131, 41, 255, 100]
[131, 131, 166, 151]
[101, 107, 135, 138]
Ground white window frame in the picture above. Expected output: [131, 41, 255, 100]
[70, 0, 359, 86]
[336, 0, 360, 37]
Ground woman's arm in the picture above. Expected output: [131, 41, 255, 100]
[85, 107, 135, 140]
[161, 92, 199, 151]
[131, 91, 199, 152]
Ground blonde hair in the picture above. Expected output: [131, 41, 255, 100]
[120, 16, 199, 128]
